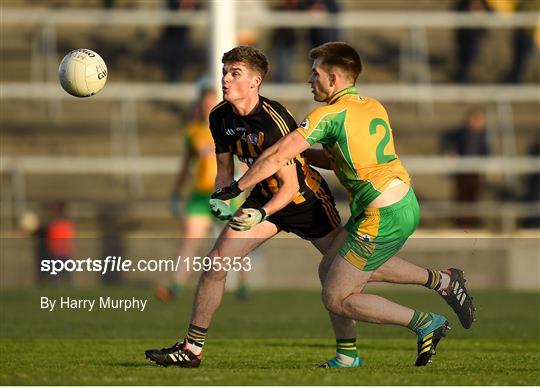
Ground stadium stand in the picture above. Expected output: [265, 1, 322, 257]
[1, 0, 538, 288]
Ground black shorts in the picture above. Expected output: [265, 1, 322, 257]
[241, 179, 341, 239]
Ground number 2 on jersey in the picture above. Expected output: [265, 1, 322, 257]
[369, 118, 396, 164]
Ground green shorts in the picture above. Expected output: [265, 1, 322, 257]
[186, 190, 242, 217]
[186, 191, 213, 216]
[339, 188, 420, 271]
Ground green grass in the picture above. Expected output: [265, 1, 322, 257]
[1, 287, 539, 385]
[1, 338, 538, 385]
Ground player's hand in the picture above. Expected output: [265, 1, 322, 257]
[211, 180, 243, 201]
[229, 208, 267, 232]
[209, 198, 233, 221]
[169, 191, 181, 218]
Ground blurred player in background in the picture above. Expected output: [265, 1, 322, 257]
[156, 83, 248, 301]
[441, 108, 490, 228]
[45, 202, 75, 285]
[214, 42, 476, 367]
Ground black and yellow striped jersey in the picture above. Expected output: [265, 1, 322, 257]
[209, 96, 323, 203]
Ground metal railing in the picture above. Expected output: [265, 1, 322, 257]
[2, 8, 538, 28]
[1, 155, 539, 232]
[2, 82, 539, 102]
[1, 7, 539, 231]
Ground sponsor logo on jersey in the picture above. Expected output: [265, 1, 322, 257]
[225, 128, 235, 136]
[247, 133, 259, 145]
[360, 234, 372, 242]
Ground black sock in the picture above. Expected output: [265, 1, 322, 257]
[424, 269, 442, 290]
[186, 323, 208, 349]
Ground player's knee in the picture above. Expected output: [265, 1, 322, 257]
[201, 250, 228, 282]
[322, 289, 344, 315]
[341, 297, 356, 316]
[201, 266, 228, 282]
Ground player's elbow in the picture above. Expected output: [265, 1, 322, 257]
[267, 143, 292, 167]
[285, 183, 300, 204]
[274, 183, 298, 210]
[284, 176, 300, 192]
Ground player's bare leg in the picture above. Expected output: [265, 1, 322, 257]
[369, 256, 475, 328]
[369, 256, 428, 284]
[146, 221, 279, 367]
[315, 228, 356, 339]
[156, 215, 213, 301]
[323, 255, 450, 367]
[313, 226, 356, 339]
[312, 227, 360, 367]
[190, 221, 279, 327]
[174, 216, 213, 283]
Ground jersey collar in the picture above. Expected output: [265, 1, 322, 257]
[327, 86, 359, 105]
[229, 96, 264, 117]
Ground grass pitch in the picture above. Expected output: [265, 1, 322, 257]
[1, 287, 539, 385]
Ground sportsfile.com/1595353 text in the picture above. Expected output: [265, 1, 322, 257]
[39, 256, 252, 276]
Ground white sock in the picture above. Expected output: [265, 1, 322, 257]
[438, 272, 451, 292]
[186, 341, 203, 355]
[335, 352, 355, 365]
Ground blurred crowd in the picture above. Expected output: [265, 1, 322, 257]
[99, 0, 538, 84]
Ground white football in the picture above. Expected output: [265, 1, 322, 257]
[58, 49, 107, 97]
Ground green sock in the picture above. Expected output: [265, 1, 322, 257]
[407, 310, 432, 334]
[169, 283, 182, 297]
[336, 338, 357, 358]
[237, 283, 248, 293]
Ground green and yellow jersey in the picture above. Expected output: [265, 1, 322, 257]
[296, 86, 410, 217]
[185, 120, 217, 194]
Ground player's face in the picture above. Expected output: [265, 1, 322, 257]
[221, 62, 260, 103]
[309, 58, 333, 103]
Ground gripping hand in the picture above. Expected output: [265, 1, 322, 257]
[211, 180, 243, 201]
[229, 208, 267, 232]
[209, 198, 233, 221]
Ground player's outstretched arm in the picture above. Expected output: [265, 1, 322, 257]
[259, 163, 300, 217]
[214, 152, 234, 190]
[229, 163, 300, 232]
[238, 131, 311, 192]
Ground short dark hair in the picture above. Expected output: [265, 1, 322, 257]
[222, 46, 269, 79]
[309, 42, 362, 83]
